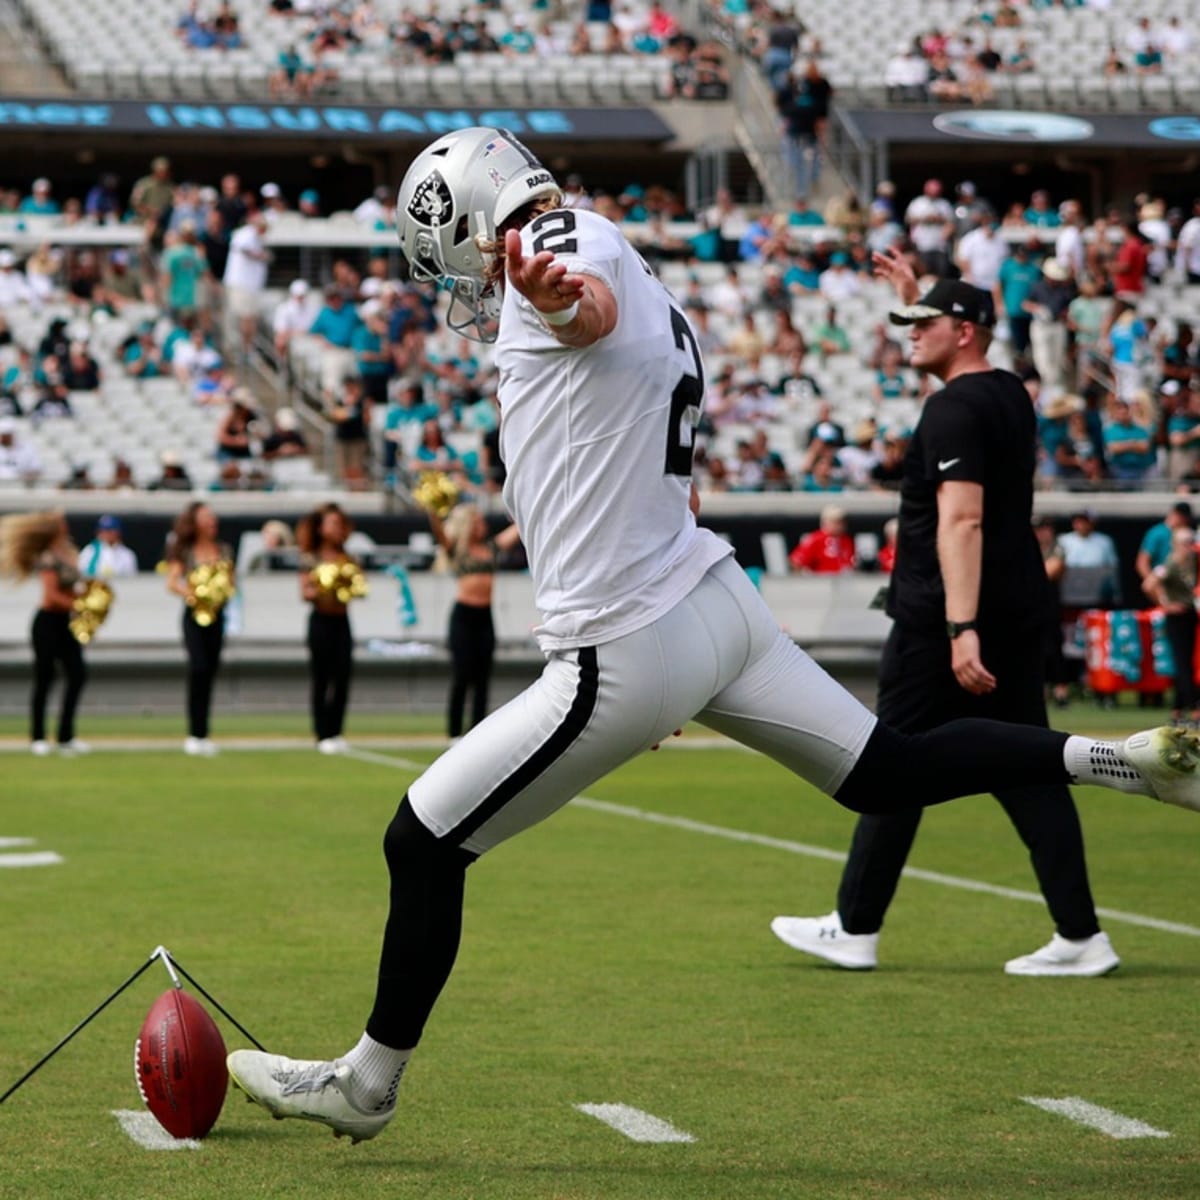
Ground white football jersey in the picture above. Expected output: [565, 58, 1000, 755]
[495, 209, 731, 650]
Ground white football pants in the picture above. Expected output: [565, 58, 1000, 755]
[410, 556, 878, 856]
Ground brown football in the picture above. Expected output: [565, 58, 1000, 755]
[134, 988, 228, 1139]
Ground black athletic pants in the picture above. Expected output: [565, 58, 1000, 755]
[30, 609, 86, 744]
[307, 611, 353, 741]
[1165, 610, 1198, 715]
[832, 624, 1100, 941]
[447, 601, 494, 738]
[183, 610, 224, 739]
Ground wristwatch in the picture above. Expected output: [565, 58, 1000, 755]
[946, 620, 978, 639]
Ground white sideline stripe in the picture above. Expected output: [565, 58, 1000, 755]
[575, 1103, 695, 1143]
[111, 1109, 203, 1151]
[0, 851, 63, 868]
[0, 837, 36, 847]
[569, 797, 1200, 940]
[1022, 1097, 1171, 1140]
[342, 746, 427, 771]
[334, 750, 1200, 941]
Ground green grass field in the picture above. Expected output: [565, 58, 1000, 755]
[3, 715, 1200, 1200]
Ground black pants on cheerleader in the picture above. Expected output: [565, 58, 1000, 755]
[447, 601, 495, 738]
[308, 611, 353, 741]
[31, 609, 86, 744]
[183, 610, 224, 739]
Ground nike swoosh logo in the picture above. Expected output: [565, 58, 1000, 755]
[938, 458, 961, 471]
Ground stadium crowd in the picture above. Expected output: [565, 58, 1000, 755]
[0, 157, 1198, 505]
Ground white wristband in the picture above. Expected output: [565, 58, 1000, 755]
[539, 300, 579, 327]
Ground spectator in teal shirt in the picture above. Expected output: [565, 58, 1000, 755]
[998, 241, 1042, 357]
[160, 224, 208, 321]
[1136, 500, 1194, 582]
[310, 287, 361, 348]
[783, 251, 820, 293]
[1024, 189, 1061, 227]
[351, 301, 393, 405]
[18, 179, 60, 216]
[1102, 398, 1154, 482]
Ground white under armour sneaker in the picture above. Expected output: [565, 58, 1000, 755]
[226, 1050, 395, 1144]
[770, 911, 879, 970]
[1004, 931, 1120, 977]
[1122, 726, 1200, 811]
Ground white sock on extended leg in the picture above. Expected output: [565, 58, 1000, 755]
[1062, 736, 1152, 796]
[341, 1033, 412, 1112]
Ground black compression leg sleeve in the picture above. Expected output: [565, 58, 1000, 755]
[835, 719, 1071, 814]
[365, 797, 476, 1050]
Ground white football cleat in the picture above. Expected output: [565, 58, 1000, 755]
[317, 738, 344, 755]
[226, 1050, 395, 1144]
[1004, 931, 1120, 977]
[770, 911, 878, 970]
[1123, 726, 1200, 812]
[184, 737, 219, 757]
[58, 739, 91, 756]
[31, 740, 51, 757]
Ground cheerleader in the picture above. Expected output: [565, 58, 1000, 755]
[429, 504, 520, 738]
[164, 501, 234, 756]
[297, 502, 358, 754]
[0, 510, 89, 756]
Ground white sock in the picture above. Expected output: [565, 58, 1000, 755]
[341, 1033, 412, 1112]
[1062, 736, 1151, 796]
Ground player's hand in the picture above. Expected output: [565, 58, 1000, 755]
[504, 228, 585, 315]
[871, 247, 919, 305]
[951, 630, 997, 695]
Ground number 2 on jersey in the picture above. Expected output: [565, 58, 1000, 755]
[666, 306, 704, 477]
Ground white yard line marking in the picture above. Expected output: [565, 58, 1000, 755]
[575, 1103, 695, 1143]
[342, 746, 427, 771]
[0, 837, 36, 848]
[1022, 1097, 1171, 1140]
[569, 797, 1200, 940]
[326, 752, 1200, 941]
[0, 737, 453, 755]
[0, 851, 63, 868]
[111, 1109, 203, 1151]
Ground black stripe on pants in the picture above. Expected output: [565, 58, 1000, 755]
[30, 609, 86, 744]
[307, 611, 353, 741]
[183, 610, 224, 739]
[447, 601, 495, 738]
[834, 624, 1100, 941]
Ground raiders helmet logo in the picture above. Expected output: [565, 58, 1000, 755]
[407, 170, 453, 227]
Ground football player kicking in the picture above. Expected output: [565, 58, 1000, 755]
[228, 128, 1200, 1143]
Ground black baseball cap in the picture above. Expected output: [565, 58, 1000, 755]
[889, 279, 996, 328]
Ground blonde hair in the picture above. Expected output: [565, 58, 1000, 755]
[480, 193, 565, 289]
[0, 510, 66, 578]
[442, 503, 480, 562]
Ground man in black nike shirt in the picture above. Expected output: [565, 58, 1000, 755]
[772, 256, 1118, 977]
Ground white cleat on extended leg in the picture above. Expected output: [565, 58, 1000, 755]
[1123, 726, 1200, 812]
[770, 911, 878, 970]
[226, 1050, 395, 1144]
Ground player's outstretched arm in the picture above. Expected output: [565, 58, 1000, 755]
[504, 228, 617, 348]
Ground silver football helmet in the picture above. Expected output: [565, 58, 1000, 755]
[396, 126, 561, 341]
